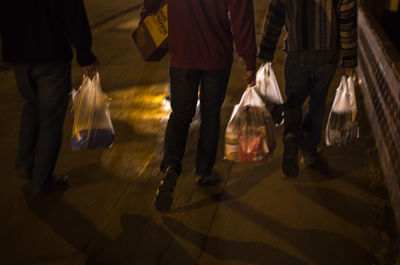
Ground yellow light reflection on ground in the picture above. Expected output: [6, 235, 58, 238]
[99, 83, 171, 180]
[108, 82, 171, 134]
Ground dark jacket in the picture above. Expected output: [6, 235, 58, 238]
[141, 0, 257, 71]
[0, 0, 96, 66]
[259, 0, 357, 68]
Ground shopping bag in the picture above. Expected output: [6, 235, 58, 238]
[71, 72, 115, 150]
[255, 62, 284, 126]
[325, 76, 359, 146]
[225, 86, 275, 162]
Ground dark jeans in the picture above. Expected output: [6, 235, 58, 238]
[13, 62, 71, 194]
[284, 58, 337, 153]
[160, 67, 231, 177]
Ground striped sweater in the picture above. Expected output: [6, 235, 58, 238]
[259, 0, 357, 68]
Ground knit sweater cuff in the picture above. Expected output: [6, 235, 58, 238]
[341, 55, 358, 68]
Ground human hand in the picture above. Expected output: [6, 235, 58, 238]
[342, 67, 355, 77]
[243, 70, 256, 86]
[82, 60, 100, 79]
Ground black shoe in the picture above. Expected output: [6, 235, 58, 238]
[196, 171, 220, 186]
[41, 175, 69, 195]
[282, 137, 299, 178]
[299, 133, 318, 167]
[301, 152, 317, 167]
[155, 166, 179, 212]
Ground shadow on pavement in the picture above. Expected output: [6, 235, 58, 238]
[222, 200, 372, 265]
[23, 187, 197, 265]
[163, 216, 308, 265]
[171, 156, 282, 213]
[294, 184, 399, 237]
[65, 162, 108, 188]
[300, 155, 347, 181]
[294, 184, 380, 228]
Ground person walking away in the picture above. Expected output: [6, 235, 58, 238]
[140, 0, 257, 212]
[0, 0, 98, 194]
[259, 0, 357, 178]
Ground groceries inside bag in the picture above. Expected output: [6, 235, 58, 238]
[325, 76, 359, 146]
[71, 73, 115, 150]
[225, 86, 276, 162]
[255, 62, 284, 126]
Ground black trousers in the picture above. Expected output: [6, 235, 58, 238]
[160, 67, 231, 177]
[284, 58, 337, 152]
[13, 62, 71, 194]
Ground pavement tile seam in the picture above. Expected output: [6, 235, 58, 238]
[208, 209, 316, 265]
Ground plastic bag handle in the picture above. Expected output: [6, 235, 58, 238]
[343, 76, 356, 106]
[237, 85, 265, 110]
[266, 62, 271, 77]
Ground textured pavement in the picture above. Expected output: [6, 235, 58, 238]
[0, 1, 398, 265]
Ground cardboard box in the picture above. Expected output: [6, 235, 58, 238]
[132, 4, 168, 61]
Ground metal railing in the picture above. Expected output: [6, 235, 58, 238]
[357, 6, 400, 227]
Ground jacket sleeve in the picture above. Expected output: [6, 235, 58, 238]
[339, 0, 357, 68]
[140, 0, 164, 22]
[259, 0, 285, 62]
[228, 0, 257, 71]
[63, 0, 96, 66]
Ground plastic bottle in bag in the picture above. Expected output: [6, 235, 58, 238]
[238, 106, 271, 162]
[225, 86, 276, 162]
[225, 105, 240, 161]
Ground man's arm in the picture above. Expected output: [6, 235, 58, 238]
[228, 0, 257, 84]
[259, 0, 285, 62]
[339, 0, 357, 72]
[63, 0, 96, 68]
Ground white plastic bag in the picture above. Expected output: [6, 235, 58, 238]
[71, 72, 115, 150]
[225, 86, 275, 162]
[325, 76, 359, 146]
[255, 62, 284, 125]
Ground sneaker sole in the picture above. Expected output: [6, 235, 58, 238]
[196, 176, 220, 186]
[154, 168, 178, 212]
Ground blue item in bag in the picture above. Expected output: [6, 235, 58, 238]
[71, 128, 115, 150]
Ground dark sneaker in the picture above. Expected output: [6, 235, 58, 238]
[306, 153, 337, 177]
[282, 137, 299, 178]
[299, 133, 318, 167]
[301, 152, 317, 167]
[155, 166, 179, 212]
[42, 175, 69, 194]
[196, 171, 220, 186]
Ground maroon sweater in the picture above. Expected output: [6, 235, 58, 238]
[140, 0, 256, 71]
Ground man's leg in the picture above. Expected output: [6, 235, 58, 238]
[13, 64, 39, 179]
[195, 67, 231, 182]
[283, 59, 310, 177]
[156, 68, 200, 212]
[160, 68, 200, 174]
[31, 62, 71, 194]
[302, 63, 337, 162]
